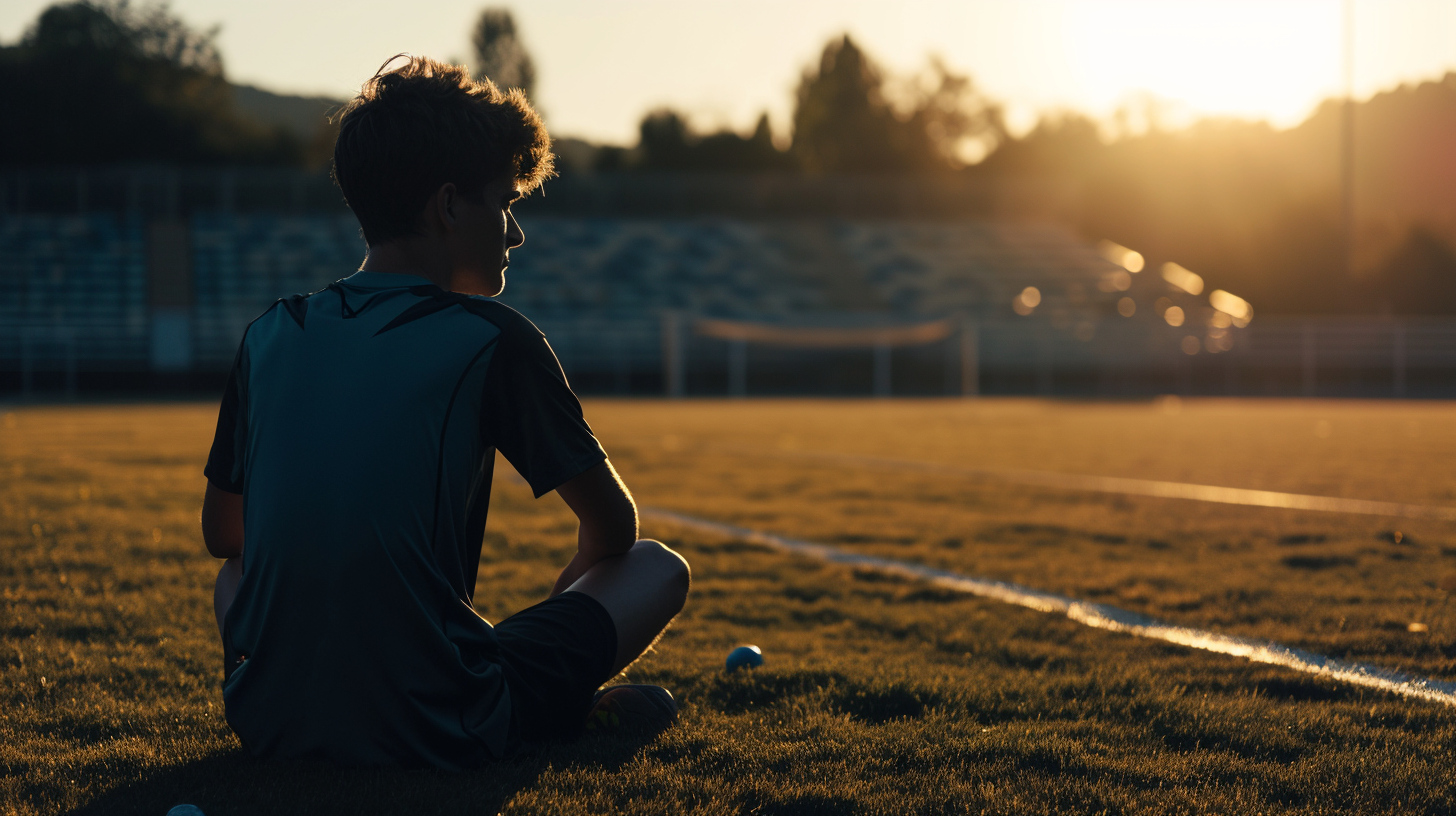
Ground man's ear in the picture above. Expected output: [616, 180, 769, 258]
[422, 182, 460, 236]
[432, 183, 459, 232]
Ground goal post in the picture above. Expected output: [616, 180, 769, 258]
[668, 315, 958, 397]
[960, 320, 979, 397]
[693, 317, 953, 348]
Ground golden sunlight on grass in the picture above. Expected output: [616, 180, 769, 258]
[2, 400, 1455, 814]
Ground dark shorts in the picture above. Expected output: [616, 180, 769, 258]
[494, 590, 618, 747]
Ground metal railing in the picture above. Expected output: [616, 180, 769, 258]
[2, 312, 1453, 397]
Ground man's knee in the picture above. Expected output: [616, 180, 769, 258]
[632, 538, 690, 603]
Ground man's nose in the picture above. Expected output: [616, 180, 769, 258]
[506, 213, 525, 249]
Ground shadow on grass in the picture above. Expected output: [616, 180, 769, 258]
[66, 730, 664, 816]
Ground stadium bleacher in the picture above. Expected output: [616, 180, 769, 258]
[173, 214, 1134, 379]
[0, 214, 148, 367]
[497, 217, 1133, 390]
[1, 208, 1444, 395]
[503, 217, 1121, 317]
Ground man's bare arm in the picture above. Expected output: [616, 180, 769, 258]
[549, 460, 638, 597]
[202, 482, 244, 560]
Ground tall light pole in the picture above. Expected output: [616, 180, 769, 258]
[1341, 0, 1356, 281]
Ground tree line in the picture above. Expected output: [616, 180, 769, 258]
[0, 1, 315, 165]
[0, 2, 1015, 174]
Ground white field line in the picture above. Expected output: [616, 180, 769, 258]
[642, 507, 1456, 707]
[777, 450, 1456, 522]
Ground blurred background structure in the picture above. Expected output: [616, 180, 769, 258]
[4, 1, 1456, 397]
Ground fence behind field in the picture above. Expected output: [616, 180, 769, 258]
[3, 303, 1453, 398]
[496, 314, 1454, 399]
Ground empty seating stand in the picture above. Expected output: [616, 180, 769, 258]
[4, 200, 1452, 396]
[0, 215, 148, 380]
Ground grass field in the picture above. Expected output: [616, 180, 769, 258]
[4, 398, 1456, 815]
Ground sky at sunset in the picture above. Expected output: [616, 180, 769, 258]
[3, 0, 1455, 144]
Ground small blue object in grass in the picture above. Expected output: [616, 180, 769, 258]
[726, 645, 764, 671]
[166, 806, 205, 816]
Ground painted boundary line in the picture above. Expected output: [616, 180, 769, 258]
[777, 450, 1456, 522]
[643, 507, 1456, 707]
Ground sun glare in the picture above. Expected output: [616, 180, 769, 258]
[1066, 0, 1343, 129]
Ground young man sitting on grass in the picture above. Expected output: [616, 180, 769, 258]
[199, 55, 690, 769]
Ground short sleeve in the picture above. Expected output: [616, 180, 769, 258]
[204, 343, 248, 494]
[482, 319, 607, 498]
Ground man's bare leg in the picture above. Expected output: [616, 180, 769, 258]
[565, 539, 690, 675]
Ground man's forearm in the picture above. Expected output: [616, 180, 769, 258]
[550, 461, 639, 597]
[550, 515, 637, 597]
[576, 513, 638, 562]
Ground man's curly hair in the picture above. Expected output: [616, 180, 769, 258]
[332, 55, 553, 247]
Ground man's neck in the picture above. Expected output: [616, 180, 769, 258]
[359, 241, 451, 290]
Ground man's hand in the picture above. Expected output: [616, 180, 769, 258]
[550, 460, 637, 597]
[202, 481, 244, 559]
[549, 550, 598, 598]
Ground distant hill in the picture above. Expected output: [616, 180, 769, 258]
[230, 84, 343, 141]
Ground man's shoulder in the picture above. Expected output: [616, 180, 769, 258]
[452, 296, 545, 341]
[257, 283, 336, 325]
[238, 284, 547, 353]
[237, 295, 301, 343]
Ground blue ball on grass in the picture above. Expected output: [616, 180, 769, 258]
[166, 806, 206, 816]
[726, 644, 764, 671]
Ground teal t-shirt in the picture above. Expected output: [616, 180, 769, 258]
[204, 271, 606, 768]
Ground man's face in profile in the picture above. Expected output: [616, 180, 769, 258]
[447, 176, 525, 297]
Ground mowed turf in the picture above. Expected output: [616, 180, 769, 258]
[592, 398, 1456, 682]
[2, 399, 1455, 815]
